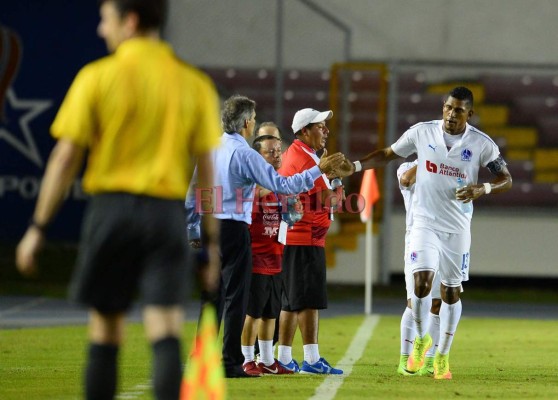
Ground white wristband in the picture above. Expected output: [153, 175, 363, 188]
[483, 182, 492, 194]
[353, 160, 362, 172]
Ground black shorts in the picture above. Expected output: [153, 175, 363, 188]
[246, 273, 282, 319]
[281, 245, 327, 311]
[69, 193, 190, 313]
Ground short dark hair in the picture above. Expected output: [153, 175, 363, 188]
[98, 0, 167, 31]
[222, 95, 256, 134]
[448, 86, 474, 108]
[252, 134, 281, 152]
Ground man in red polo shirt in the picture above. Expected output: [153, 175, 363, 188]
[276, 108, 343, 375]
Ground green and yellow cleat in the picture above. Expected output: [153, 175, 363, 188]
[406, 334, 432, 373]
[397, 355, 416, 376]
[434, 351, 452, 380]
[417, 356, 434, 376]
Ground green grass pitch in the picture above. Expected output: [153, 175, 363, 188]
[1, 315, 556, 399]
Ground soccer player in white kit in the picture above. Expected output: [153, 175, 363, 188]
[397, 161, 441, 377]
[337, 87, 512, 379]
[397, 161, 471, 377]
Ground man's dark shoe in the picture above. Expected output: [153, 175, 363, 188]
[225, 364, 260, 378]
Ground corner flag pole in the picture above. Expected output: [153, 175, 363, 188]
[364, 206, 373, 315]
[359, 169, 380, 316]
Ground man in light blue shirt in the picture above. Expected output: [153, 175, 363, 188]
[186, 95, 345, 378]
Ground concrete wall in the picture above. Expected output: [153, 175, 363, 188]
[167, 0, 558, 68]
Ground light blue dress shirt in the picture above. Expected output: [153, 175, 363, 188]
[186, 132, 322, 240]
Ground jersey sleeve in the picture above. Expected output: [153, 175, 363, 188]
[391, 129, 417, 158]
[191, 77, 222, 155]
[480, 139, 502, 167]
[50, 65, 97, 147]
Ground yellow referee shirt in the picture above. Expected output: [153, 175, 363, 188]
[51, 38, 221, 199]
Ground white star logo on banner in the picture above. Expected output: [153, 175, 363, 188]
[0, 88, 52, 168]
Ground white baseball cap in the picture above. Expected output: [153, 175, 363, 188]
[291, 108, 333, 133]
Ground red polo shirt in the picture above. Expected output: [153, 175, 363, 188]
[250, 191, 283, 275]
[278, 140, 331, 247]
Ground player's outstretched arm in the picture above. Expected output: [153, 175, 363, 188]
[331, 146, 402, 178]
[317, 150, 346, 175]
[360, 147, 401, 170]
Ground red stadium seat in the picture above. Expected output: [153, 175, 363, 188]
[536, 117, 558, 147]
[481, 73, 558, 103]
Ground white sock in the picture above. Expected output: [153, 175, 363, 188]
[438, 300, 462, 355]
[242, 345, 254, 364]
[278, 345, 292, 365]
[400, 306, 415, 355]
[258, 340, 274, 366]
[303, 344, 320, 365]
[426, 313, 440, 357]
[411, 292, 432, 337]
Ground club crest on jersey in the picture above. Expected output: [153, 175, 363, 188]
[461, 149, 472, 161]
[410, 251, 418, 263]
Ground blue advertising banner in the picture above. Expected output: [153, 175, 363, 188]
[1, 1, 105, 242]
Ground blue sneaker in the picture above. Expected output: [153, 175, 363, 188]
[278, 358, 300, 373]
[300, 357, 343, 375]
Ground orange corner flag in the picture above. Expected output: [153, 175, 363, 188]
[181, 304, 226, 400]
[359, 169, 380, 223]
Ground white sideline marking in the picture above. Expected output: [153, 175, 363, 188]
[0, 297, 47, 317]
[116, 382, 152, 399]
[308, 315, 380, 400]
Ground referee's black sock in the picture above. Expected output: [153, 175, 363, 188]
[85, 343, 118, 400]
[152, 336, 182, 400]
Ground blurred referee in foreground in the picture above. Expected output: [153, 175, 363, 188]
[16, 1, 221, 398]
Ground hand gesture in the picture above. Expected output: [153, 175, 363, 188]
[456, 184, 486, 203]
[331, 158, 356, 178]
[318, 150, 346, 175]
[16, 227, 45, 278]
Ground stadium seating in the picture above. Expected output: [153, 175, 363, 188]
[509, 95, 558, 125]
[201, 66, 558, 268]
[201, 66, 558, 207]
[480, 73, 558, 103]
[474, 182, 558, 208]
[479, 76, 558, 187]
[536, 117, 558, 147]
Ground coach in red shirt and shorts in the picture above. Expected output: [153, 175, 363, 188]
[276, 109, 343, 375]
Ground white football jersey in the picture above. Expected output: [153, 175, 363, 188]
[391, 120, 500, 233]
[396, 160, 418, 230]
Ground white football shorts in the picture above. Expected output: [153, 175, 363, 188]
[404, 229, 441, 298]
[407, 225, 471, 288]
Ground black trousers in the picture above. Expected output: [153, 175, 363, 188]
[216, 219, 253, 370]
